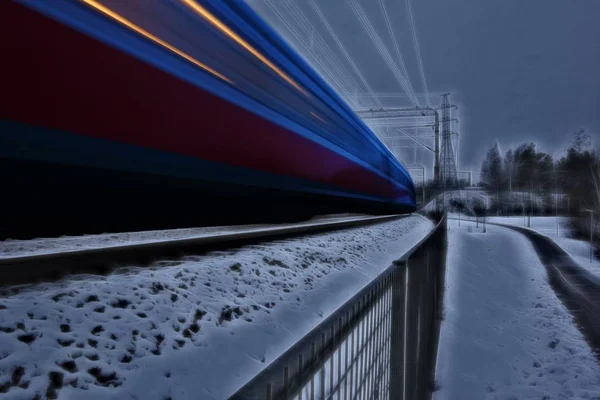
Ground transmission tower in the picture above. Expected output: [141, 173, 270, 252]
[439, 93, 458, 188]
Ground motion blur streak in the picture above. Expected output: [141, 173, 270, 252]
[79, 0, 232, 84]
[181, 0, 308, 96]
[310, 112, 328, 125]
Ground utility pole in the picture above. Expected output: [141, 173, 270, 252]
[584, 209, 594, 263]
[413, 140, 417, 165]
[434, 111, 440, 183]
[455, 132, 460, 172]
[528, 181, 532, 228]
[555, 167, 558, 237]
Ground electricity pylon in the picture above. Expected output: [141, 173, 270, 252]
[439, 94, 458, 188]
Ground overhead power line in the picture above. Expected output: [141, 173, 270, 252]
[396, 128, 435, 152]
[353, 92, 443, 99]
[378, 0, 416, 104]
[310, 0, 398, 148]
[263, 0, 359, 108]
[406, 0, 430, 107]
[348, 0, 419, 106]
[282, 0, 360, 95]
[310, 0, 382, 109]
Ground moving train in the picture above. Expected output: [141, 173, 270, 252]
[1, 0, 416, 239]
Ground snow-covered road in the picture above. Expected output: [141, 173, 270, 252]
[435, 219, 600, 400]
[0, 215, 432, 400]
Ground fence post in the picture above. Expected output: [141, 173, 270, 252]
[405, 257, 423, 400]
[390, 263, 407, 399]
[417, 250, 433, 399]
[320, 332, 326, 399]
[298, 353, 303, 400]
[385, 276, 393, 399]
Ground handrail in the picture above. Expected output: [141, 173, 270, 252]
[229, 214, 448, 400]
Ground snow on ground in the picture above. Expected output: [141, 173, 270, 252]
[487, 215, 568, 236]
[487, 216, 600, 278]
[0, 214, 375, 259]
[0, 215, 432, 400]
[500, 191, 554, 208]
[424, 190, 554, 215]
[435, 219, 600, 400]
[554, 238, 600, 277]
[424, 189, 490, 213]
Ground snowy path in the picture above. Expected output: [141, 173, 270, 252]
[435, 219, 600, 400]
[487, 216, 600, 278]
[0, 215, 432, 400]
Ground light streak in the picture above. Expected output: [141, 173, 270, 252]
[79, 0, 232, 84]
[310, 111, 328, 125]
[181, 0, 307, 96]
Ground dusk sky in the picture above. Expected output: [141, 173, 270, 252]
[249, 0, 600, 176]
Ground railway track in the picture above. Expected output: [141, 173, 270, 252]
[0, 214, 407, 288]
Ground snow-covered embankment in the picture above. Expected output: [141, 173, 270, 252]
[0, 215, 432, 399]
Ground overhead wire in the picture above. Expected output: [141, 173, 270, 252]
[348, 0, 418, 106]
[406, 0, 430, 107]
[278, 0, 362, 108]
[182, 0, 307, 95]
[377, 0, 417, 106]
[284, 0, 362, 101]
[395, 128, 435, 152]
[263, 0, 357, 107]
[309, 0, 382, 110]
[259, 0, 430, 160]
[309, 0, 400, 147]
[354, 92, 441, 99]
[269, 0, 397, 147]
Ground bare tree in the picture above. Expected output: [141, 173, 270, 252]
[473, 198, 488, 232]
[591, 161, 600, 212]
[572, 128, 591, 153]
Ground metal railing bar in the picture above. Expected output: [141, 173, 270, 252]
[328, 305, 392, 397]
[350, 304, 356, 399]
[344, 310, 349, 400]
[334, 304, 391, 396]
[310, 342, 316, 400]
[329, 325, 335, 396]
[369, 290, 377, 395]
[361, 307, 392, 398]
[280, 291, 386, 399]
[231, 271, 393, 398]
[320, 332, 326, 399]
[354, 322, 391, 399]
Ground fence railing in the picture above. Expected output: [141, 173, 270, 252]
[229, 214, 448, 400]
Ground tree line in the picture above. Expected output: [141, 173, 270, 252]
[479, 129, 600, 216]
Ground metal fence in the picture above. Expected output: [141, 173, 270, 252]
[230, 215, 447, 400]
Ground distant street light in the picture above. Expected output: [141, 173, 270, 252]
[584, 209, 594, 263]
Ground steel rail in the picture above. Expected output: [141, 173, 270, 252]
[0, 214, 407, 288]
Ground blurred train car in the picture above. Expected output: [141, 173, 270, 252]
[0, 0, 416, 239]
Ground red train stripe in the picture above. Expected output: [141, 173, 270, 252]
[1, 1, 402, 199]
